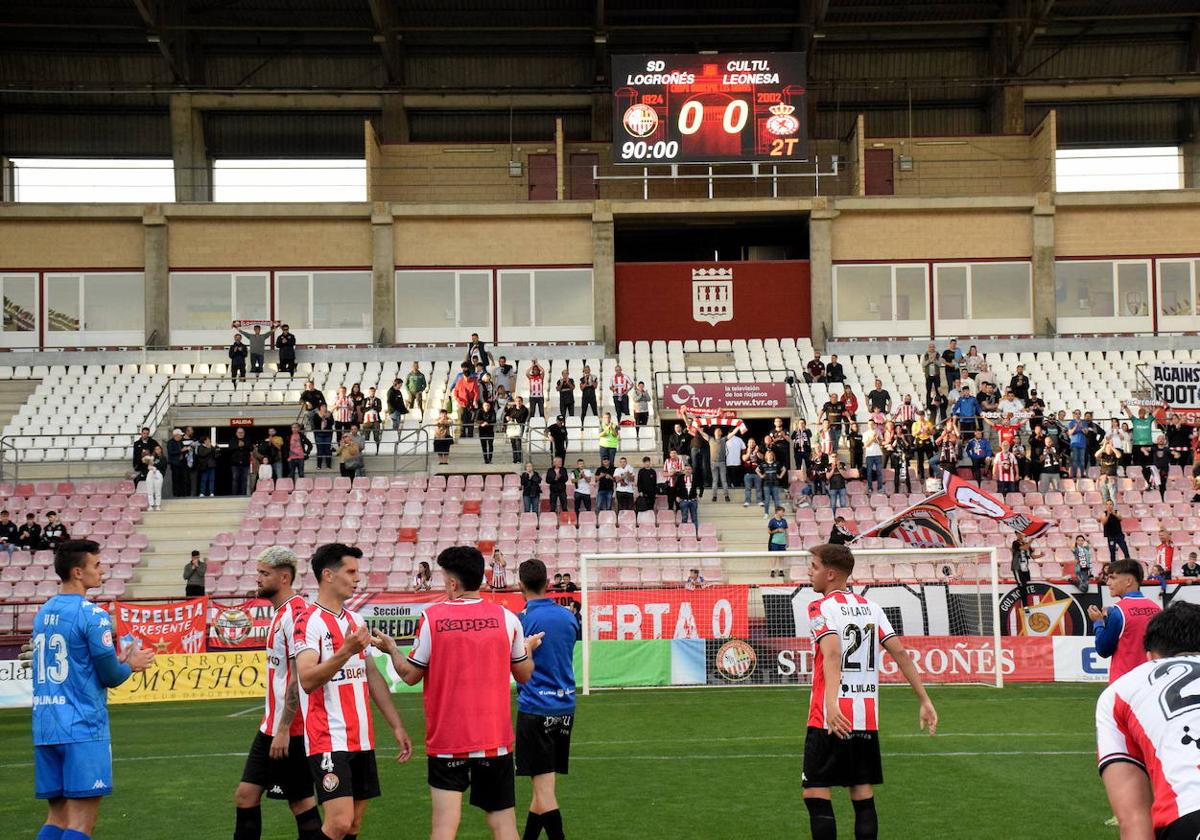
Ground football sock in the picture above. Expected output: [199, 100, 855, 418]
[522, 812, 544, 840]
[804, 798, 837, 840]
[234, 806, 262, 840]
[344, 835, 357, 840]
[853, 797, 879, 840]
[294, 806, 322, 840]
[61, 832, 90, 840]
[541, 809, 565, 840]
[35, 827, 64, 840]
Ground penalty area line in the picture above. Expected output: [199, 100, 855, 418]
[225, 705, 262, 718]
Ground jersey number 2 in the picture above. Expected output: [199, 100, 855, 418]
[1152, 660, 1200, 720]
[841, 623, 877, 672]
[32, 633, 69, 685]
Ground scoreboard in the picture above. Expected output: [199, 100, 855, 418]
[612, 52, 808, 165]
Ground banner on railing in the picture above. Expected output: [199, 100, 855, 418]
[113, 597, 208, 654]
[207, 598, 274, 650]
[1149, 362, 1200, 409]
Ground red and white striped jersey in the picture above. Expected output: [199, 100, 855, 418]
[259, 594, 309, 738]
[993, 451, 1020, 483]
[611, 374, 631, 395]
[527, 369, 544, 398]
[1157, 543, 1176, 573]
[1097, 655, 1200, 830]
[293, 603, 374, 755]
[808, 590, 897, 732]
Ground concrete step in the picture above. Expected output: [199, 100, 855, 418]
[128, 495, 250, 599]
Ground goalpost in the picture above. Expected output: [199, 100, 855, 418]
[579, 547, 1004, 695]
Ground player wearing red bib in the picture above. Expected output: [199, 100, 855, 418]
[293, 544, 413, 840]
[1097, 602, 1200, 839]
[803, 544, 938, 840]
[372, 545, 543, 840]
[233, 547, 321, 840]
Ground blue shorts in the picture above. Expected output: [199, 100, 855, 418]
[34, 740, 113, 799]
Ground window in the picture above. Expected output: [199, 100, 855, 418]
[496, 268, 593, 341]
[832, 264, 928, 337]
[934, 262, 1032, 335]
[42, 273, 145, 346]
[169, 272, 269, 345]
[395, 270, 492, 342]
[1158, 259, 1200, 333]
[0, 274, 37, 347]
[11, 158, 175, 203]
[1055, 260, 1152, 333]
[1056, 147, 1182, 192]
[275, 271, 372, 341]
[212, 160, 366, 202]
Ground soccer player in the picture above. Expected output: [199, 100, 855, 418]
[803, 543, 937, 840]
[31, 539, 155, 840]
[515, 559, 579, 840]
[1088, 558, 1162, 682]
[233, 546, 322, 840]
[293, 543, 413, 840]
[371, 545, 543, 840]
[1097, 602, 1200, 838]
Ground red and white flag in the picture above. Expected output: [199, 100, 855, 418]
[677, 407, 746, 436]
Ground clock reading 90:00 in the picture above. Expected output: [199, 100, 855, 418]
[620, 140, 679, 161]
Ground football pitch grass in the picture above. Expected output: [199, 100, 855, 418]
[1, 683, 1111, 839]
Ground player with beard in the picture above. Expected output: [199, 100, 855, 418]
[234, 547, 322, 840]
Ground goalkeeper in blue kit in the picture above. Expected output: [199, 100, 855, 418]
[30, 539, 155, 840]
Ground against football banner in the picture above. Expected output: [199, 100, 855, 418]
[113, 597, 208, 655]
[1150, 362, 1200, 409]
[109, 651, 266, 705]
[207, 598, 274, 650]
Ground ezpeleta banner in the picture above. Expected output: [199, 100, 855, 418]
[113, 597, 207, 655]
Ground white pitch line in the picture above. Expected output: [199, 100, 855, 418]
[571, 732, 1084, 746]
[225, 705, 262, 718]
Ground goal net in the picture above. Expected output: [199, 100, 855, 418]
[578, 547, 1004, 694]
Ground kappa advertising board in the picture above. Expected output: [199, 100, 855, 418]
[662, 382, 789, 411]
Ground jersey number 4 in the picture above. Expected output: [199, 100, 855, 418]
[841, 623, 877, 672]
[32, 633, 69, 685]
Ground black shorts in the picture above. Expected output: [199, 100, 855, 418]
[427, 754, 516, 813]
[240, 731, 314, 802]
[802, 727, 883, 789]
[1159, 809, 1200, 839]
[307, 750, 381, 804]
[515, 711, 574, 777]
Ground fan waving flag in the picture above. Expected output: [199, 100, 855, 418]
[677, 407, 746, 436]
[941, 472, 1051, 541]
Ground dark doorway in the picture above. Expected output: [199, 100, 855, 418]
[568, 153, 598, 199]
[864, 148, 894, 195]
[528, 153, 557, 200]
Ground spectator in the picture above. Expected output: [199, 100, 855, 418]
[505, 396, 530, 464]
[560, 573, 579, 593]
[998, 389, 1023, 417]
[866, 379, 891, 415]
[912, 411, 936, 481]
[965, 430, 992, 483]
[790, 419, 811, 480]
[142, 454, 163, 511]
[1073, 535, 1094, 593]
[674, 464, 700, 536]
[936, 419, 961, 477]
[826, 455, 848, 516]
[0, 510, 18, 560]
[432, 410, 452, 465]
[546, 457, 569, 514]
[476, 399, 497, 464]
[412, 561, 433, 592]
[299, 379, 326, 427]
[942, 339, 962, 389]
[1010, 536, 1039, 616]
[1008, 364, 1030, 402]
[235, 321, 276, 374]
[132, 427, 159, 474]
[336, 431, 363, 478]
[992, 441, 1020, 495]
[975, 361, 998, 390]
[742, 439, 762, 507]
[540, 413, 568, 464]
[951, 384, 981, 434]
[256, 428, 281, 480]
[452, 369, 479, 439]
[311, 405, 335, 470]
[841, 385, 859, 439]
[1147, 563, 1169, 595]
[1182, 553, 1200, 578]
[595, 458, 615, 512]
[1149, 434, 1172, 500]
[555, 366, 575, 418]
[491, 355, 516, 395]
[17, 513, 41, 551]
[195, 435, 217, 496]
[820, 394, 844, 455]
[667, 422, 691, 460]
[611, 364, 632, 422]
[228, 427, 252, 495]
[227, 333, 248, 386]
[684, 569, 706, 590]
[520, 462, 542, 514]
[599, 413, 620, 466]
[1026, 390, 1046, 431]
[1083, 411, 1105, 469]
[183, 549, 206, 597]
[1100, 500, 1132, 564]
[285, 423, 313, 479]
[1167, 414, 1195, 475]
[464, 331, 491, 367]
[931, 386, 949, 424]
[579, 365, 599, 424]
[977, 382, 1000, 415]
[688, 424, 709, 488]
[962, 345, 984, 381]
[633, 381, 651, 427]
[571, 459, 594, 516]
[757, 450, 787, 519]
[526, 358, 545, 419]
[767, 506, 789, 577]
[921, 343, 941, 407]
[804, 351, 825, 384]
[493, 385, 510, 417]
[167, 428, 188, 498]
[385, 377, 408, 431]
[348, 383, 366, 424]
[829, 516, 855, 546]
[404, 362, 427, 412]
[862, 420, 884, 494]
[984, 412, 1022, 452]
[1097, 440, 1120, 503]
[42, 511, 69, 550]
[489, 550, 509, 591]
[275, 323, 297, 374]
[615, 456, 637, 512]
[477, 371, 496, 406]
[636, 457, 658, 511]
[825, 354, 845, 384]
[331, 386, 354, 433]
[1156, 530, 1176, 578]
[895, 425, 917, 494]
[696, 426, 733, 503]
[1039, 439, 1062, 494]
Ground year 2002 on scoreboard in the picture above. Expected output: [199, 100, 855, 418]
[611, 52, 808, 165]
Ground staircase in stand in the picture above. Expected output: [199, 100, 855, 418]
[128, 497, 249, 599]
[699, 494, 786, 584]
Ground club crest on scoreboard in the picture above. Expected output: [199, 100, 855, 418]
[692, 267, 733, 325]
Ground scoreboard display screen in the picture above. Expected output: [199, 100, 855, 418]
[612, 52, 808, 165]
